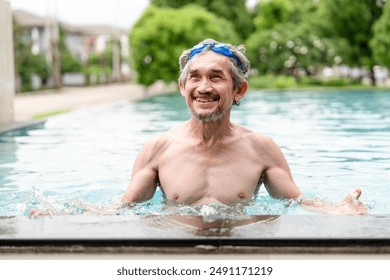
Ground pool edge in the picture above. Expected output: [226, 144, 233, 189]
[0, 120, 46, 133]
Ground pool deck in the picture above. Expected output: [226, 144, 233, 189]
[0, 81, 176, 132]
[1, 215, 390, 259]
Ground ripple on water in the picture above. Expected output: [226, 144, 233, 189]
[1, 90, 389, 216]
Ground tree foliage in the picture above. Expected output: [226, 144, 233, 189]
[287, 0, 320, 24]
[58, 25, 83, 73]
[130, 0, 390, 84]
[151, 0, 254, 40]
[245, 0, 388, 84]
[246, 22, 346, 76]
[371, 0, 390, 67]
[246, 0, 347, 77]
[13, 18, 49, 92]
[129, 5, 240, 86]
[18, 53, 50, 92]
[316, 0, 384, 68]
[253, 0, 292, 30]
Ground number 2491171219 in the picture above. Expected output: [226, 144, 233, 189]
[209, 266, 273, 276]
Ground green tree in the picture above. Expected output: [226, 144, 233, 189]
[253, 0, 292, 30]
[316, 0, 384, 84]
[246, 22, 345, 76]
[61, 52, 83, 73]
[86, 43, 113, 84]
[287, 0, 320, 24]
[370, 0, 390, 67]
[129, 5, 240, 87]
[151, 0, 254, 40]
[17, 52, 49, 92]
[13, 18, 49, 92]
[251, 0, 320, 29]
[58, 25, 83, 73]
[247, 0, 346, 77]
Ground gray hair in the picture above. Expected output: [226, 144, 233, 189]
[178, 38, 250, 90]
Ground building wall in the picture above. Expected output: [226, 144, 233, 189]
[12, 9, 132, 89]
[0, 0, 15, 125]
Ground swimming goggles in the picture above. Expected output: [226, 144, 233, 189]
[188, 43, 243, 69]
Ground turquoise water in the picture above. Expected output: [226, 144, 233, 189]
[0, 89, 389, 216]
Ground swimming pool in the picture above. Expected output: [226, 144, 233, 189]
[1, 89, 389, 218]
[1, 89, 390, 253]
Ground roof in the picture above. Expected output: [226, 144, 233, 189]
[62, 23, 128, 36]
[13, 10, 48, 27]
[12, 9, 128, 34]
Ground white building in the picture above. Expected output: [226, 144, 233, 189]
[12, 9, 131, 88]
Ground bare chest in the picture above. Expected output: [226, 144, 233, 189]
[157, 143, 264, 205]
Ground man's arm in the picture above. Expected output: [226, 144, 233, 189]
[261, 136, 302, 199]
[121, 138, 161, 203]
[262, 136, 367, 215]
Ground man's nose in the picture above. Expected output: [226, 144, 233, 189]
[197, 78, 212, 93]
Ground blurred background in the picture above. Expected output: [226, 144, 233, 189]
[5, 0, 390, 93]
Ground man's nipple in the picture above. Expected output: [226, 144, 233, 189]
[238, 192, 245, 199]
[173, 194, 179, 200]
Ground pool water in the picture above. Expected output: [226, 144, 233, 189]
[0, 89, 389, 216]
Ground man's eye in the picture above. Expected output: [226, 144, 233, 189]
[211, 75, 222, 80]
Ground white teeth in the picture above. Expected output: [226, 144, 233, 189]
[195, 97, 216, 103]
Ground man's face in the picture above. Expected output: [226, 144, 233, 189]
[179, 52, 237, 122]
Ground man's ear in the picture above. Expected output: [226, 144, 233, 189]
[234, 80, 248, 104]
[178, 80, 185, 97]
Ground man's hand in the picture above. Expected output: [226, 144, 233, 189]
[29, 198, 127, 217]
[337, 188, 367, 215]
[298, 188, 368, 215]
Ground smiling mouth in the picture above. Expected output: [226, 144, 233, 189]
[194, 96, 219, 103]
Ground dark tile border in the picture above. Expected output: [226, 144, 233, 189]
[1, 238, 390, 254]
[0, 120, 46, 133]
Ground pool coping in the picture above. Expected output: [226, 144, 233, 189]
[0, 120, 46, 134]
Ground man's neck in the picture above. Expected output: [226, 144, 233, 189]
[187, 115, 234, 147]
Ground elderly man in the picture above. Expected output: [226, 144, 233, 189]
[121, 38, 366, 215]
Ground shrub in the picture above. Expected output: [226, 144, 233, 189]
[248, 75, 298, 89]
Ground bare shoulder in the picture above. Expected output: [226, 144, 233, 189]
[236, 125, 278, 150]
[237, 127, 284, 164]
[140, 123, 186, 155]
[145, 133, 170, 150]
[251, 132, 279, 149]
